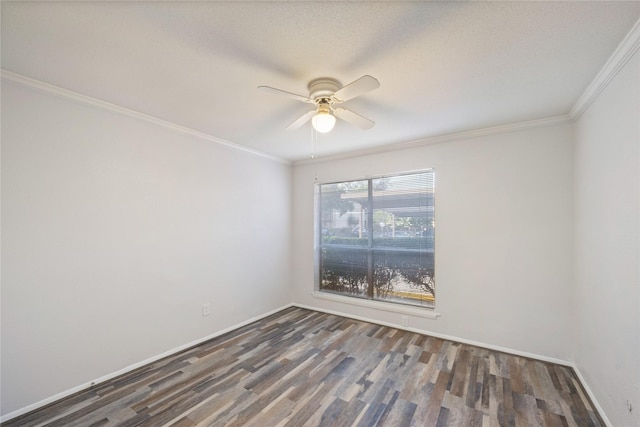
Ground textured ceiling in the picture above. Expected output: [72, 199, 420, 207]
[2, 1, 640, 161]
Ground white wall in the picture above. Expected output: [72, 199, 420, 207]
[573, 51, 640, 427]
[0, 81, 292, 416]
[2, 49, 636, 427]
[292, 123, 575, 361]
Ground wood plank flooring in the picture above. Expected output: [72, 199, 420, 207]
[2, 307, 604, 427]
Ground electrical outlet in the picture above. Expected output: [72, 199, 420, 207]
[401, 315, 409, 327]
[202, 303, 211, 317]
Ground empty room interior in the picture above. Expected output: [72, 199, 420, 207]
[1, 2, 640, 426]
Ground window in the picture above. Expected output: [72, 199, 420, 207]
[316, 170, 435, 308]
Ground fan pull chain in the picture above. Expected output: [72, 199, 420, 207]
[310, 125, 316, 160]
[311, 126, 318, 183]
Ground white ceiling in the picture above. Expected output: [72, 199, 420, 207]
[2, 1, 640, 162]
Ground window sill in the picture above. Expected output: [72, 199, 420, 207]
[311, 291, 441, 320]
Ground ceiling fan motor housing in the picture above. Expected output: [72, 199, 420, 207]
[308, 78, 340, 101]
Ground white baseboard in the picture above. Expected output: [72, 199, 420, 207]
[293, 302, 613, 425]
[0, 303, 294, 423]
[3, 303, 611, 426]
[571, 366, 613, 427]
[292, 302, 570, 366]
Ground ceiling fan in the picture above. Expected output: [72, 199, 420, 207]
[258, 75, 380, 133]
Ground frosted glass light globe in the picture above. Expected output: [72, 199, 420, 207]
[311, 111, 336, 133]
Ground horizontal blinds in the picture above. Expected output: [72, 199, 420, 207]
[318, 171, 435, 307]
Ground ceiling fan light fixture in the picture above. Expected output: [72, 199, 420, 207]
[311, 100, 336, 133]
[311, 110, 336, 133]
[260, 75, 379, 132]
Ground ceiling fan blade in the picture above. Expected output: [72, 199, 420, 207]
[286, 110, 317, 130]
[334, 108, 375, 130]
[333, 75, 380, 103]
[258, 85, 312, 103]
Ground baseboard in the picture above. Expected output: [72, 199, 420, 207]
[3, 302, 611, 426]
[571, 366, 613, 427]
[293, 302, 614, 424]
[0, 303, 295, 423]
[292, 302, 571, 366]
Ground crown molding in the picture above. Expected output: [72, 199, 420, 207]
[294, 114, 572, 166]
[571, 17, 640, 120]
[1, 70, 291, 165]
[296, 16, 640, 166]
[6, 12, 639, 168]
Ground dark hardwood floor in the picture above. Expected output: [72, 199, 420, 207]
[2, 307, 603, 427]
